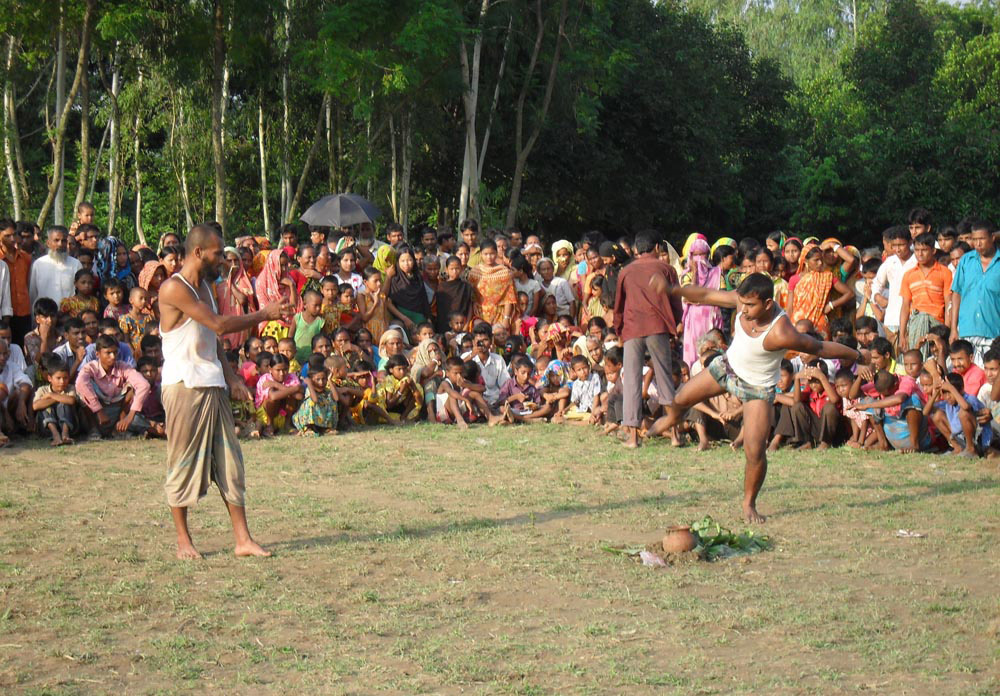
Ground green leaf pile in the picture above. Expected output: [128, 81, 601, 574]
[690, 516, 772, 561]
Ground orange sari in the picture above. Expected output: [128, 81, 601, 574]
[469, 262, 517, 330]
[791, 270, 834, 333]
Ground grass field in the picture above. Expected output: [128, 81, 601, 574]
[0, 424, 998, 695]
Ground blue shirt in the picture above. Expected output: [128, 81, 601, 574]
[936, 393, 991, 448]
[82, 341, 135, 368]
[951, 250, 1000, 338]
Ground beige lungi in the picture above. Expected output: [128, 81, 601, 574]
[163, 383, 246, 507]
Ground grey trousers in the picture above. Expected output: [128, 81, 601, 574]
[622, 333, 675, 428]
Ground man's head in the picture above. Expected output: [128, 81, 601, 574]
[969, 219, 997, 258]
[46, 225, 70, 259]
[735, 273, 775, 321]
[472, 323, 492, 355]
[78, 223, 100, 250]
[309, 226, 328, 246]
[913, 232, 936, 265]
[95, 334, 119, 371]
[983, 349, 1000, 386]
[870, 337, 894, 370]
[937, 226, 957, 253]
[185, 224, 225, 279]
[280, 224, 299, 251]
[62, 317, 84, 347]
[460, 219, 479, 248]
[140, 334, 162, 363]
[385, 222, 404, 247]
[907, 207, 933, 239]
[0, 219, 15, 252]
[885, 226, 911, 261]
[949, 339, 974, 374]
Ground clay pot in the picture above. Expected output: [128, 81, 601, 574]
[662, 525, 697, 553]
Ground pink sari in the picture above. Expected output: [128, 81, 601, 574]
[217, 262, 256, 349]
[680, 239, 723, 368]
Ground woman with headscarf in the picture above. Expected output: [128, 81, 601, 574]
[679, 238, 725, 367]
[372, 245, 397, 282]
[387, 247, 431, 331]
[255, 249, 296, 338]
[217, 246, 257, 350]
[376, 327, 406, 374]
[410, 338, 444, 413]
[95, 236, 137, 292]
[468, 240, 517, 332]
[789, 246, 853, 336]
[551, 240, 575, 282]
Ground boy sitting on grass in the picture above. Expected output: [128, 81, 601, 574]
[851, 368, 928, 453]
[75, 334, 152, 440]
[559, 355, 602, 424]
[434, 356, 501, 428]
[0, 338, 33, 444]
[497, 356, 553, 424]
[32, 353, 78, 446]
[924, 372, 989, 457]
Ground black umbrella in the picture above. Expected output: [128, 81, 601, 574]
[300, 193, 381, 228]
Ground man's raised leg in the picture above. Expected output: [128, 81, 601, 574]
[741, 399, 772, 523]
[646, 368, 726, 440]
[171, 506, 203, 560]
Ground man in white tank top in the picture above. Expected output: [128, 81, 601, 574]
[158, 224, 292, 560]
[647, 273, 866, 523]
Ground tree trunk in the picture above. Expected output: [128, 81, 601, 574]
[107, 45, 121, 234]
[258, 95, 270, 233]
[133, 65, 146, 246]
[285, 94, 329, 224]
[177, 99, 194, 229]
[3, 36, 22, 219]
[325, 93, 335, 193]
[400, 111, 412, 235]
[37, 0, 94, 229]
[210, 0, 227, 233]
[87, 105, 110, 200]
[505, 0, 568, 229]
[280, 0, 292, 224]
[73, 47, 90, 212]
[389, 113, 398, 221]
[478, 15, 512, 183]
[220, 17, 231, 152]
[54, 2, 66, 225]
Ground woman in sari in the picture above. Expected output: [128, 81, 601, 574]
[95, 236, 137, 292]
[680, 238, 725, 367]
[289, 243, 323, 298]
[255, 249, 296, 338]
[376, 328, 407, 375]
[788, 246, 853, 335]
[551, 240, 575, 282]
[217, 247, 257, 350]
[468, 240, 517, 332]
[387, 247, 431, 330]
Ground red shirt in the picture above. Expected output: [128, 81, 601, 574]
[861, 375, 924, 417]
[613, 255, 683, 342]
[956, 364, 986, 396]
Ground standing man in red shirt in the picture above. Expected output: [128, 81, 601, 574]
[613, 231, 683, 449]
[0, 220, 32, 347]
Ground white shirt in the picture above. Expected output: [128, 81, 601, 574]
[977, 383, 1000, 437]
[0, 349, 31, 405]
[0, 259, 11, 317]
[334, 271, 364, 292]
[539, 276, 575, 316]
[29, 253, 82, 306]
[871, 253, 917, 330]
[461, 350, 509, 405]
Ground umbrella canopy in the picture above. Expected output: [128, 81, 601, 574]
[300, 193, 381, 228]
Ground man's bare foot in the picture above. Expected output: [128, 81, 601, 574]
[551, 414, 566, 425]
[176, 541, 203, 560]
[816, 442, 830, 450]
[234, 539, 272, 557]
[49, 435, 62, 447]
[623, 427, 639, 449]
[743, 503, 766, 524]
[797, 442, 813, 451]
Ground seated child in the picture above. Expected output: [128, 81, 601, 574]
[497, 356, 553, 424]
[924, 372, 989, 457]
[118, 287, 154, 356]
[254, 352, 303, 436]
[592, 345, 624, 435]
[60, 269, 100, 318]
[277, 337, 302, 376]
[326, 354, 393, 427]
[444, 311, 469, 356]
[537, 358, 571, 421]
[102, 278, 129, 320]
[32, 353, 78, 446]
[781, 362, 844, 450]
[240, 337, 264, 389]
[375, 354, 424, 423]
[682, 352, 743, 450]
[561, 355, 602, 424]
[435, 356, 501, 428]
[292, 290, 325, 364]
[136, 356, 167, 438]
[836, 367, 870, 448]
[52, 317, 87, 380]
[23, 297, 60, 366]
[853, 368, 929, 453]
[977, 349, 1000, 450]
[292, 364, 339, 436]
[75, 334, 151, 440]
[769, 360, 797, 451]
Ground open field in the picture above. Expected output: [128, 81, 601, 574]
[0, 425, 998, 695]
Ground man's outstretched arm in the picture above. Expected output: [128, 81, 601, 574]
[650, 275, 739, 309]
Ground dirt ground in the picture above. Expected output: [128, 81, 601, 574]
[1, 424, 998, 695]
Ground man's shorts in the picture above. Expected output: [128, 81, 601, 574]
[707, 356, 776, 404]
